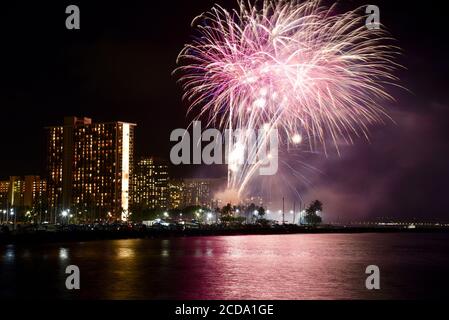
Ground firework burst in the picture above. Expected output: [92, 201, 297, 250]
[174, 0, 400, 198]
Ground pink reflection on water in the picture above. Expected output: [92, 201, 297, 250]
[182, 234, 389, 299]
[3, 233, 447, 299]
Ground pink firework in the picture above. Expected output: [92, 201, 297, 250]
[174, 0, 400, 196]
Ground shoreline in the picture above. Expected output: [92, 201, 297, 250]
[1, 225, 449, 245]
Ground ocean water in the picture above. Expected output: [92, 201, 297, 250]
[1, 233, 448, 299]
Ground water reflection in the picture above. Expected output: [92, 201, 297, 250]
[1, 233, 449, 299]
[160, 239, 170, 258]
[3, 245, 15, 263]
[117, 247, 135, 259]
[59, 248, 69, 260]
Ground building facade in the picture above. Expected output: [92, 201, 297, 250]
[182, 179, 213, 208]
[8, 176, 25, 209]
[132, 157, 169, 210]
[0, 180, 9, 211]
[46, 117, 136, 221]
[29, 176, 48, 220]
[168, 179, 183, 209]
[166, 178, 225, 209]
[0, 175, 47, 222]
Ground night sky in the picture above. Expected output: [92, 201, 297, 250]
[1, 0, 448, 220]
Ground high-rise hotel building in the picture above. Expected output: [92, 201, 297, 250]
[132, 157, 169, 210]
[46, 117, 136, 221]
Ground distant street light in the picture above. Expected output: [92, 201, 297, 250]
[10, 209, 16, 230]
[61, 210, 69, 225]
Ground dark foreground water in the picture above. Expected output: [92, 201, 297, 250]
[1, 233, 449, 299]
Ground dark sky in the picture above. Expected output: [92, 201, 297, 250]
[1, 1, 448, 220]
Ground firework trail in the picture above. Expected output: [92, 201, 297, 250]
[174, 0, 400, 199]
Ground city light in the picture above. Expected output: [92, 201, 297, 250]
[121, 123, 130, 221]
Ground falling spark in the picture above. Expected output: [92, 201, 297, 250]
[292, 134, 303, 145]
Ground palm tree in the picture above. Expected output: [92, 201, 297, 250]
[305, 200, 323, 225]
